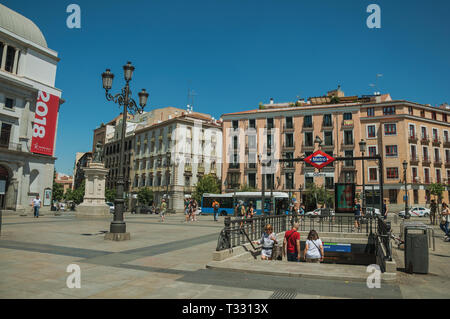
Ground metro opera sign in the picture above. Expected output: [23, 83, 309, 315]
[31, 91, 59, 156]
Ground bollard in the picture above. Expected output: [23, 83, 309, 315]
[224, 216, 231, 249]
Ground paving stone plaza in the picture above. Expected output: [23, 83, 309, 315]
[0, 212, 448, 299]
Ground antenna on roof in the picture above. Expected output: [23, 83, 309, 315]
[187, 82, 198, 113]
[369, 74, 383, 95]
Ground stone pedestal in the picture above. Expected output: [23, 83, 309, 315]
[104, 232, 130, 241]
[75, 162, 110, 219]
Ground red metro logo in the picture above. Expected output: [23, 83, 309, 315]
[304, 150, 335, 170]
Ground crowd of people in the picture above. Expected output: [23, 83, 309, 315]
[184, 198, 199, 223]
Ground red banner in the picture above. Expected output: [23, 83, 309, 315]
[31, 91, 59, 156]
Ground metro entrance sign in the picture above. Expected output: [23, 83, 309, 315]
[304, 150, 335, 170]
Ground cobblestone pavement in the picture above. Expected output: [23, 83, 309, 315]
[0, 213, 447, 299]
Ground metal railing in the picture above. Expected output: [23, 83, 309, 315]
[216, 214, 379, 251]
[376, 216, 392, 261]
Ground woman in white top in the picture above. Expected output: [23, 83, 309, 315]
[253, 224, 277, 260]
[303, 229, 324, 263]
[440, 202, 450, 240]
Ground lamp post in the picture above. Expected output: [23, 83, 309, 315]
[166, 150, 171, 211]
[359, 139, 366, 216]
[101, 62, 149, 237]
[403, 160, 409, 219]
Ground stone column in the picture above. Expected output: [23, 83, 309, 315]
[13, 48, 19, 74]
[0, 44, 7, 70]
[76, 162, 110, 218]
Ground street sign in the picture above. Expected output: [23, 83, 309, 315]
[304, 150, 335, 170]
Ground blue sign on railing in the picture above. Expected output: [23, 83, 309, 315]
[323, 242, 351, 253]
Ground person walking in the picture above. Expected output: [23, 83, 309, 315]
[430, 199, 437, 225]
[184, 198, 190, 223]
[160, 199, 167, 222]
[31, 194, 42, 218]
[283, 222, 301, 262]
[382, 199, 389, 220]
[439, 202, 450, 241]
[303, 229, 324, 263]
[212, 199, 220, 222]
[299, 203, 305, 221]
[253, 224, 277, 260]
[190, 199, 198, 222]
[290, 199, 298, 226]
[246, 202, 255, 232]
[353, 199, 362, 232]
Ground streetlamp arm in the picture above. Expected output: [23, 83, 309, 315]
[105, 89, 144, 115]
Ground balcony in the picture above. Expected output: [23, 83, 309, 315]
[322, 121, 333, 129]
[245, 163, 257, 170]
[408, 134, 418, 144]
[0, 141, 23, 152]
[302, 143, 314, 151]
[422, 157, 431, 166]
[302, 124, 313, 131]
[434, 159, 442, 166]
[410, 156, 419, 165]
[420, 136, 430, 144]
[412, 176, 421, 184]
[444, 140, 450, 148]
[341, 142, 354, 149]
[197, 165, 205, 174]
[432, 138, 441, 147]
[445, 161, 450, 168]
[283, 124, 295, 132]
[283, 143, 295, 151]
[184, 164, 192, 172]
[228, 163, 240, 171]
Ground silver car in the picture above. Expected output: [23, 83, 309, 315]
[106, 202, 115, 214]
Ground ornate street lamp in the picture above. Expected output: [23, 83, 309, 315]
[359, 139, 367, 217]
[101, 62, 149, 238]
[402, 160, 409, 219]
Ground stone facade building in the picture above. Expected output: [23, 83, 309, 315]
[0, 4, 63, 212]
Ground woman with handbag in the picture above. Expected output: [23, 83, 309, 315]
[303, 230, 324, 263]
[253, 224, 277, 260]
[439, 202, 450, 241]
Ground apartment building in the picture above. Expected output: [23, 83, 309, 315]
[221, 87, 450, 210]
[131, 112, 222, 213]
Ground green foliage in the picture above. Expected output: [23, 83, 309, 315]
[193, 174, 221, 203]
[427, 183, 445, 202]
[258, 102, 265, 110]
[330, 96, 340, 104]
[137, 187, 154, 205]
[238, 184, 258, 192]
[105, 188, 116, 203]
[304, 182, 334, 211]
[52, 182, 64, 202]
[64, 180, 85, 205]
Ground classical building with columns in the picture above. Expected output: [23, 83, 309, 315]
[0, 4, 63, 213]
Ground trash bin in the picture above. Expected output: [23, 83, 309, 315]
[403, 222, 429, 274]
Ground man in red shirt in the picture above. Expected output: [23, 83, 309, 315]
[283, 223, 301, 262]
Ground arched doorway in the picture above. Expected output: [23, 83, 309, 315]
[0, 165, 9, 209]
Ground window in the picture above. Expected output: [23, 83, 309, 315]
[285, 173, 294, 189]
[411, 145, 417, 160]
[367, 108, 375, 117]
[424, 168, 430, 183]
[389, 190, 398, 204]
[434, 148, 440, 162]
[285, 152, 294, 168]
[267, 118, 274, 130]
[305, 176, 314, 186]
[444, 114, 448, 123]
[232, 120, 238, 130]
[385, 145, 398, 157]
[436, 169, 441, 183]
[303, 115, 312, 128]
[414, 190, 419, 204]
[325, 177, 334, 189]
[343, 113, 352, 120]
[324, 131, 333, 146]
[323, 114, 332, 126]
[420, 110, 425, 117]
[384, 124, 397, 135]
[446, 150, 450, 163]
[423, 147, 429, 161]
[412, 167, 418, 182]
[408, 106, 413, 115]
[386, 168, 399, 179]
[0, 123, 12, 147]
[444, 131, 449, 143]
[285, 133, 294, 147]
[4, 98, 13, 109]
[367, 125, 376, 138]
[421, 127, 427, 139]
[344, 130, 353, 145]
[248, 173, 256, 188]
[5, 46, 15, 73]
[345, 150, 353, 167]
[249, 119, 256, 129]
[409, 124, 416, 138]
[369, 168, 378, 181]
[383, 106, 396, 115]
[304, 132, 313, 146]
[432, 112, 437, 120]
[368, 146, 377, 157]
[285, 117, 293, 129]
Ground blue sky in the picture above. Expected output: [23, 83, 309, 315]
[2, 0, 450, 175]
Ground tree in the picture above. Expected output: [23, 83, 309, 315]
[427, 183, 445, 213]
[65, 180, 85, 205]
[193, 174, 221, 203]
[52, 182, 64, 202]
[105, 188, 116, 203]
[137, 187, 154, 205]
[304, 182, 334, 211]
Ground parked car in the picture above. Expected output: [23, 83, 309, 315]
[106, 202, 115, 214]
[132, 204, 153, 214]
[305, 208, 335, 218]
[398, 206, 430, 218]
